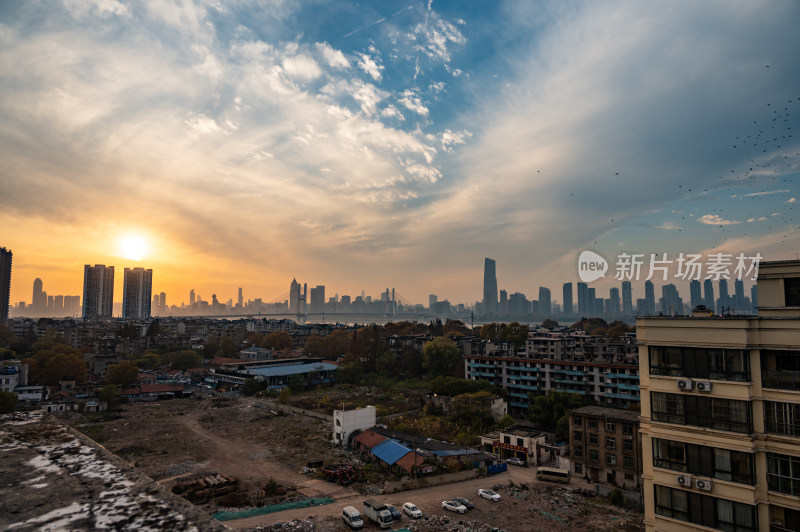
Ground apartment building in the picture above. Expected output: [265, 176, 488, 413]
[464, 329, 639, 414]
[637, 260, 800, 532]
[569, 405, 643, 491]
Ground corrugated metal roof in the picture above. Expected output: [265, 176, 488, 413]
[371, 439, 411, 466]
[243, 362, 337, 378]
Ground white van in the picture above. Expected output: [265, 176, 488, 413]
[342, 506, 364, 529]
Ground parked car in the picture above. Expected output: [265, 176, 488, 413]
[402, 502, 422, 519]
[385, 504, 402, 520]
[507, 457, 526, 466]
[342, 506, 364, 529]
[442, 500, 467, 514]
[478, 488, 501, 501]
[452, 497, 474, 510]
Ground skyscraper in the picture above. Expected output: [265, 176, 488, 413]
[237, 287, 243, 308]
[718, 279, 730, 314]
[609, 287, 620, 316]
[309, 285, 325, 313]
[0, 247, 11, 326]
[483, 258, 498, 314]
[734, 279, 745, 311]
[645, 280, 655, 315]
[122, 267, 152, 319]
[82, 264, 114, 319]
[689, 279, 702, 309]
[622, 281, 632, 316]
[562, 282, 573, 316]
[577, 282, 588, 317]
[538, 287, 551, 316]
[32, 277, 44, 315]
[189, 289, 196, 306]
[703, 278, 715, 310]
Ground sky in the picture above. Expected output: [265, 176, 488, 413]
[1, 0, 799, 309]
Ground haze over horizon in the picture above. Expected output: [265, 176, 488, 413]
[2, 0, 799, 307]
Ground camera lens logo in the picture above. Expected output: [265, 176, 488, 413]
[578, 251, 608, 282]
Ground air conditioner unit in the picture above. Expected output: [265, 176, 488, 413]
[695, 380, 712, 392]
[695, 478, 713, 491]
[677, 378, 694, 391]
[676, 474, 692, 487]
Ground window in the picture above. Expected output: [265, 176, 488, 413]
[652, 438, 754, 484]
[607, 454, 616, 466]
[606, 436, 616, 449]
[504, 436, 510, 444]
[624, 456, 634, 469]
[623, 424, 633, 435]
[573, 431, 582, 442]
[649, 346, 750, 381]
[573, 416, 582, 426]
[606, 421, 616, 432]
[575, 463, 583, 474]
[573, 445, 583, 458]
[765, 401, 800, 436]
[623, 440, 633, 452]
[761, 350, 800, 390]
[517, 438, 524, 447]
[768, 453, 800, 496]
[589, 433, 599, 445]
[655, 486, 756, 531]
[651, 392, 752, 433]
[785, 278, 800, 307]
[589, 419, 598, 430]
[589, 450, 599, 462]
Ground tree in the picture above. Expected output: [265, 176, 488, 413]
[443, 319, 470, 336]
[497, 414, 514, 430]
[304, 335, 327, 357]
[422, 337, 462, 378]
[0, 390, 17, 413]
[218, 336, 238, 357]
[117, 323, 140, 339]
[242, 378, 265, 396]
[160, 350, 203, 370]
[526, 391, 584, 431]
[263, 332, 292, 351]
[541, 319, 559, 329]
[98, 384, 120, 406]
[277, 387, 291, 404]
[105, 361, 140, 386]
[145, 320, 162, 337]
[23, 343, 88, 385]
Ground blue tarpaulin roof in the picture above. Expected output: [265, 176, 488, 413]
[371, 439, 411, 465]
[431, 449, 480, 457]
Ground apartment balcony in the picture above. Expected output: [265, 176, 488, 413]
[508, 383, 539, 391]
[469, 362, 497, 369]
[469, 371, 497, 378]
[763, 369, 800, 391]
[605, 392, 640, 400]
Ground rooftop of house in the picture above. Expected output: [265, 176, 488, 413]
[571, 405, 641, 422]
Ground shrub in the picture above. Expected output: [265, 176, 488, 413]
[608, 487, 624, 506]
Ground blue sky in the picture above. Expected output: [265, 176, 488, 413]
[0, 0, 798, 306]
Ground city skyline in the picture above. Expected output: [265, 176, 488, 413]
[1, 1, 799, 305]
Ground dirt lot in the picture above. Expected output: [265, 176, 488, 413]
[65, 397, 643, 532]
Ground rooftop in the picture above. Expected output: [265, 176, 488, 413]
[571, 405, 641, 422]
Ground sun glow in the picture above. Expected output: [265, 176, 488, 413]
[117, 234, 150, 261]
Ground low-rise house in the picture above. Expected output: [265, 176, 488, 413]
[239, 346, 273, 361]
[479, 424, 554, 466]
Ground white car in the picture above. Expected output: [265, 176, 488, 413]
[507, 458, 526, 466]
[442, 500, 467, 513]
[402, 502, 422, 518]
[478, 488, 501, 501]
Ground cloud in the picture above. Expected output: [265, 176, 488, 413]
[315, 42, 350, 69]
[698, 214, 741, 226]
[441, 129, 472, 152]
[281, 54, 322, 81]
[398, 89, 429, 116]
[788, 197, 797, 203]
[412, 13, 466, 64]
[657, 222, 683, 231]
[356, 52, 384, 81]
[743, 189, 790, 197]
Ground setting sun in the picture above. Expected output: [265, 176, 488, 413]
[117, 234, 149, 261]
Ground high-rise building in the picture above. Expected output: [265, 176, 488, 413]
[588, 287, 597, 315]
[563, 282, 574, 316]
[645, 280, 655, 316]
[660, 283, 683, 315]
[122, 267, 152, 319]
[703, 279, 715, 310]
[189, 289, 196, 306]
[82, 264, 114, 319]
[577, 282, 589, 317]
[751, 285, 758, 310]
[717, 279, 730, 315]
[622, 281, 633, 316]
[159, 291, 166, 313]
[637, 260, 800, 532]
[689, 279, 702, 310]
[309, 285, 325, 313]
[238, 287, 243, 308]
[734, 279, 745, 312]
[0, 247, 11, 326]
[428, 294, 437, 310]
[32, 277, 44, 315]
[483, 258, 498, 314]
[609, 287, 620, 317]
[538, 287, 552, 316]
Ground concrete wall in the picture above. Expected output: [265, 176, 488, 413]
[384, 469, 480, 494]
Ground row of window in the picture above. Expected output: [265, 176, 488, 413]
[649, 346, 750, 381]
[574, 446, 635, 469]
[572, 417, 634, 434]
[652, 438, 755, 484]
[651, 392, 800, 437]
[573, 432, 634, 451]
[655, 485, 756, 532]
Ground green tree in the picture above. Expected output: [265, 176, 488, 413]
[277, 387, 291, 404]
[0, 390, 17, 413]
[242, 378, 265, 396]
[160, 350, 203, 370]
[98, 384, 120, 406]
[105, 361, 140, 386]
[263, 331, 292, 351]
[501, 322, 529, 349]
[526, 391, 584, 431]
[541, 319, 560, 329]
[497, 414, 515, 430]
[336, 361, 363, 384]
[422, 337, 462, 378]
[135, 352, 161, 370]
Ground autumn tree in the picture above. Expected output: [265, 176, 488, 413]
[105, 361, 140, 386]
[422, 337, 462, 378]
[443, 319, 470, 337]
[541, 319, 560, 329]
[263, 331, 292, 351]
[23, 343, 88, 385]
